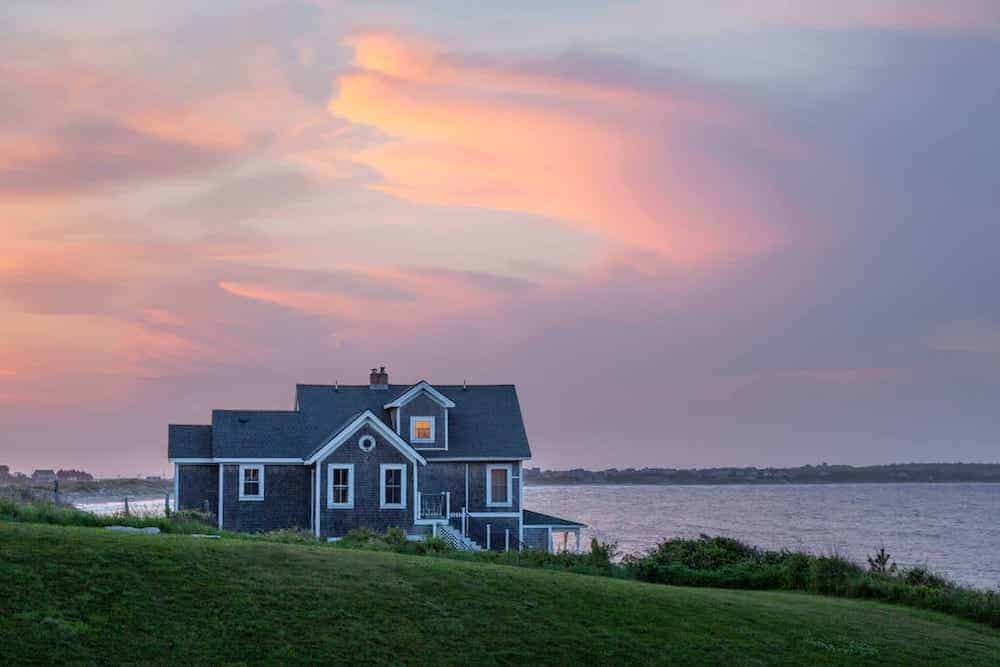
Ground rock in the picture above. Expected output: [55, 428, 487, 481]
[105, 525, 160, 534]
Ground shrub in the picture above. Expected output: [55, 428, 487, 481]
[809, 555, 861, 595]
[867, 546, 897, 575]
[257, 528, 317, 544]
[414, 536, 451, 555]
[903, 566, 952, 589]
[587, 538, 619, 569]
[383, 526, 408, 547]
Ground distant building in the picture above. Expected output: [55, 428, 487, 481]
[57, 469, 94, 481]
[0, 465, 10, 480]
[31, 469, 57, 482]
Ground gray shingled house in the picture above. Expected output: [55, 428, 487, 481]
[168, 368, 584, 552]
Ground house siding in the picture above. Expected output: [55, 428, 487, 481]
[178, 464, 218, 514]
[399, 393, 447, 450]
[221, 464, 311, 533]
[467, 462, 521, 513]
[318, 424, 415, 538]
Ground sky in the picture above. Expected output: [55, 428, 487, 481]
[2, 1, 999, 476]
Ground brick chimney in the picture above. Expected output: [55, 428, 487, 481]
[369, 366, 389, 389]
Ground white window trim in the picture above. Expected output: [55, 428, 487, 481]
[486, 464, 513, 507]
[379, 463, 407, 509]
[238, 464, 264, 501]
[409, 416, 436, 444]
[327, 464, 354, 509]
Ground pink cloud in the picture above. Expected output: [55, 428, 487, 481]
[328, 33, 796, 267]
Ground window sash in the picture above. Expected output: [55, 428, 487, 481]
[328, 464, 354, 508]
[384, 469, 402, 505]
[239, 465, 264, 500]
[379, 464, 406, 508]
[490, 469, 508, 503]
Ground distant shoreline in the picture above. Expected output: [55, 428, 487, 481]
[524, 463, 1000, 486]
[525, 479, 1000, 486]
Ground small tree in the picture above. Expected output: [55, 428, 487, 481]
[867, 545, 897, 575]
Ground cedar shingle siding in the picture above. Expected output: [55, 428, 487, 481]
[318, 424, 414, 538]
[168, 378, 581, 549]
[222, 464, 311, 533]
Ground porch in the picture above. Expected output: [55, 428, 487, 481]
[522, 509, 586, 553]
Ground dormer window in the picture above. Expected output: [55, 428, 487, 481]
[410, 416, 435, 443]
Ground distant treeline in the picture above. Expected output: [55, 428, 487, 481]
[524, 463, 1000, 485]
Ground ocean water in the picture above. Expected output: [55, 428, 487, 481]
[524, 483, 1000, 590]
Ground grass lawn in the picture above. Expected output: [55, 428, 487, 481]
[1, 522, 998, 665]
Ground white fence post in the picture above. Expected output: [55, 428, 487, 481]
[445, 491, 451, 520]
[505, 528, 510, 552]
[486, 524, 491, 550]
[462, 506, 467, 537]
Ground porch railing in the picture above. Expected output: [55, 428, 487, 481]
[418, 491, 450, 520]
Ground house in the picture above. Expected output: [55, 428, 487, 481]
[57, 469, 94, 481]
[168, 368, 584, 552]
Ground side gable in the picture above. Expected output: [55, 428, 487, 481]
[383, 381, 456, 409]
[305, 410, 427, 465]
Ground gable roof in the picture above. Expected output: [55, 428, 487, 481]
[297, 384, 531, 460]
[304, 410, 427, 465]
[168, 382, 531, 461]
[383, 381, 456, 409]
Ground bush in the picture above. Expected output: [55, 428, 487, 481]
[384, 526, 408, 547]
[257, 528, 318, 544]
[809, 555, 861, 595]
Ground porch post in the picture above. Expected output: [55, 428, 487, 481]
[547, 527, 553, 553]
[576, 528, 582, 553]
[505, 528, 510, 552]
[486, 524, 492, 550]
[416, 492, 422, 521]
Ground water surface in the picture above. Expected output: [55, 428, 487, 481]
[525, 483, 1000, 590]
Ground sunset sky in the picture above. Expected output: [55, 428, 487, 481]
[3, 1, 999, 476]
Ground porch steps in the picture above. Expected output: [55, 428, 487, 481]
[437, 524, 481, 552]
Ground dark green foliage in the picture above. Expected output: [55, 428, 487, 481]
[868, 546, 898, 575]
[623, 535, 999, 628]
[383, 526, 408, 547]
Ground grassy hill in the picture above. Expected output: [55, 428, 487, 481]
[1, 522, 998, 665]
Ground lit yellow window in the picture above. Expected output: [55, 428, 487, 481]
[411, 418, 433, 441]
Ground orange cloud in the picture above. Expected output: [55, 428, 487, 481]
[329, 33, 793, 266]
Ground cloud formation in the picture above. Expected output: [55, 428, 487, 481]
[329, 33, 794, 266]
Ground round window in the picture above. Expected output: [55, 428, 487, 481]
[358, 435, 376, 452]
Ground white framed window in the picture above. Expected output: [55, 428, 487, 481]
[379, 463, 407, 509]
[409, 416, 435, 443]
[239, 464, 264, 501]
[327, 464, 354, 509]
[486, 464, 512, 507]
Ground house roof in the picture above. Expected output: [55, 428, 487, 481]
[167, 424, 213, 459]
[522, 510, 586, 527]
[167, 382, 531, 461]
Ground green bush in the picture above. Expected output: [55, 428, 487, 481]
[383, 526, 408, 547]
[809, 555, 861, 595]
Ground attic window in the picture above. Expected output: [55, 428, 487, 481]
[410, 416, 435, 443]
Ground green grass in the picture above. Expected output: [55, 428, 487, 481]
[0, 496, 213, 534]
[2, 523, 998, 665]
